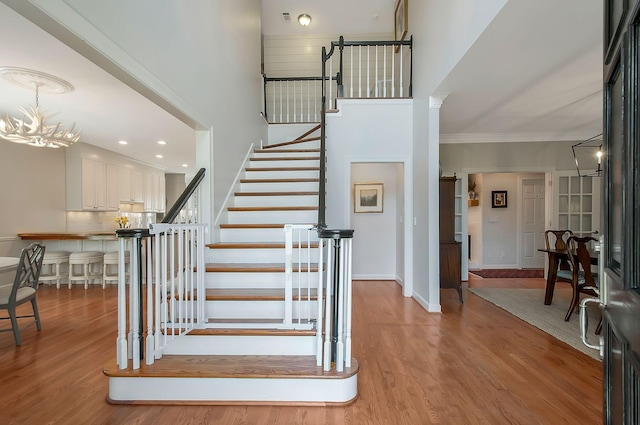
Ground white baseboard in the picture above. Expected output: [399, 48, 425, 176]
[412, 291, 442, 313]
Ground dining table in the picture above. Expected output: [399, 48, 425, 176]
[0, 256, 19, 274]
[538, 248, 599, 305]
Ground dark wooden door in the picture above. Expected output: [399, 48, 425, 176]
[602, 0, 640, 422]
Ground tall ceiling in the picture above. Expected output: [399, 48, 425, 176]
[0, 0, 603, 175]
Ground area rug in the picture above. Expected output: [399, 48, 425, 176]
[468, 287, 602, 360]
[470, 268, 544, 279]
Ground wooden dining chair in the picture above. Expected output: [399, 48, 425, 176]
[544, 229, 574, 277]
[564, 235, 598, 322]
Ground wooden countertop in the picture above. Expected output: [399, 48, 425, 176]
[18, 232, 118, 241]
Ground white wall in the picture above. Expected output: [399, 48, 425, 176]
[0, 142, 66, 256]
[350, 163, 400, 280]
[326, 98, 413, 294]
[409, 0, 507, 311]
[468, 174, 483, 270]
[29, 0, 265, 223]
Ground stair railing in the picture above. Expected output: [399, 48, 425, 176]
[325, 35, 413, 104]
[262, 75, 337, 123]
[283, 224, 318, 329]
[115, 169, 207, 370]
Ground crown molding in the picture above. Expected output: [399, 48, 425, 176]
[440, 131, 602, 144]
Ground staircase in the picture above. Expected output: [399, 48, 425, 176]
[104, 125, 359, 405]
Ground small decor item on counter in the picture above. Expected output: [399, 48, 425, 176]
[114, 216, 129, 228]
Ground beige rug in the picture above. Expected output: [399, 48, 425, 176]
[468, 287, 602, 360]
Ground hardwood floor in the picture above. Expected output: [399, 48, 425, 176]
[0, 276, 601, 424]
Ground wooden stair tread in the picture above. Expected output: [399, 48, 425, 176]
[250, 157, 320, 161]
[228, 206, 318, 211]
[264, 136, 321, 149]
[254, 148, 320, 153]
[205, 288, 318, 301]
[205, 263, 319, 272]
[207, 242, 319, 249]
[189, 327, 316, 337]
[240, 178, 319, 183]
[219, 223, 287, 229]
[234, 191, 319, 196]
[104, 355, 358, 379]
[245, 167, 320, 172]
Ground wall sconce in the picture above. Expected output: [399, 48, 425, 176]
[298, 14, 311, 27]
[572, 134, 603, 177]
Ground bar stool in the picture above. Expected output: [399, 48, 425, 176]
[69, 251, 103, 289]
[102, 251, 130, 289]
[39, 251, 71, 289]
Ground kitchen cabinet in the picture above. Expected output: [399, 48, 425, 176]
[118, 167, 144, 205]
[440, 176, 463, 303]
[68, 158, 118, 211]
[144, 173, 165, 213]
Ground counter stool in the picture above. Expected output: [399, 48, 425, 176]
[39, 251, 71, 289]
[102, 251, 130, 289]
[69, 251, 103, 289]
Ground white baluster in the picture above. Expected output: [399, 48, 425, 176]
[350, 47, 354, 97]
[117, 237, 128, 369]
[400, 47, 404, 97]
[345, 238, 353, 368]
[329, 58, 333, 107]
[130, 238, 140, 370]
[284, 225, 293, 325]
[286, 82, 290, 123]
[355, 46, 359, 97]
[323, 237, 333, 371]
[145, 236, 154, 364]
[336, 240, 345, 372]
[382, 44, 387, 97]
[391, 44, 395, 97]
[375, 46, 379, 97]
[279, 81, 283, 123]
[316, 234, 324, 366]
[367, 46, 371, 97]
[307, 80, 311, 122]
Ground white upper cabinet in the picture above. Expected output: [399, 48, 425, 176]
[70, 158, 117, 211]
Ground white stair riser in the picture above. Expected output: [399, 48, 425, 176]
[253, 151, 319, 159]
[205, 300, 318, 319]
[210, 248, 320, 263]
[248, 159, 319, 168]
[234, 194, 318, 207]
[162, 335, 316, 356]
[240, 181, 319, 192]
[244, 169, 318, 179]
[227, 210, 317, 224]
[205, 272, 319, 288]
[108, 375, 358, 403]
[219, 228, 296, 242]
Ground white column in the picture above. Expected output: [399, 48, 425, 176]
[427, 94, 449, 312]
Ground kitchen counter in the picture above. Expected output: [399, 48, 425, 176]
[18, 232, 118, 241]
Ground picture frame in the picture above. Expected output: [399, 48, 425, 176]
[491, 190, 508, 208]
[354, 183, 384, 213]
[394, 0, 408, 52]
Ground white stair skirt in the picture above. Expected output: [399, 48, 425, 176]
[161, 334, 316, 356]
[108, 374, 358, 404]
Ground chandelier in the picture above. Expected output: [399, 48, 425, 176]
[0, 67, 80, 148]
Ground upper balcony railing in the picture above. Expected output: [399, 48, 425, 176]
[263, 36, 413, 124]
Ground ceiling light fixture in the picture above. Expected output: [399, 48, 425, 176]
[0, 67, 80, 148]
[572, 134, 603, 177]
[157, 140, 166, 145]
[298, 14, 311, 27]
[119, 140, 128, 145]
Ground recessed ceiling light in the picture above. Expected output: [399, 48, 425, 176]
[155, 154, 163, 159]
[119, 140, 128, 145]
[157, 140, 166, 145]
[182, 164, 188, 168]
[298, 14, 311, 26]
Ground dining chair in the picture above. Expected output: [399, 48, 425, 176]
[0, 243, 46, 345]
[564, 235, 599, 322]
[544, 229, 574, 277]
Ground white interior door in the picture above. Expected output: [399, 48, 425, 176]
[520, 178, 545, 268]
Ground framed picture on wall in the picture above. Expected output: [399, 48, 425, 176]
[394, 0, 408, 52]
[354, 183, 384, 213]
[492, 190, 508, 208]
